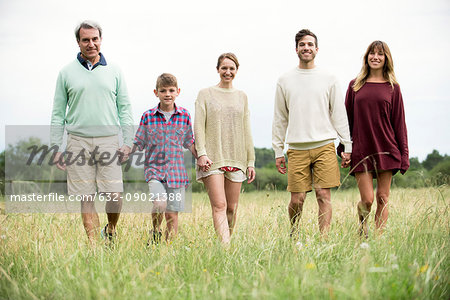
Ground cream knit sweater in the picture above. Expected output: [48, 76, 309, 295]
[272, 67, 352, 158]
[194, 86, 255, 171]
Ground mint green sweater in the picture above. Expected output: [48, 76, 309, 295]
[50, 59, 133, 147]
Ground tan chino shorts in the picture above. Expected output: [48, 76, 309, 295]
[287, 142, 340, 193]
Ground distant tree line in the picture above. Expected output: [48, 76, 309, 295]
[0, 139, 449, 196]
[191, 148, 449, 192]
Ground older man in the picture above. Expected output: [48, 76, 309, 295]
[51, 21, 133, 244]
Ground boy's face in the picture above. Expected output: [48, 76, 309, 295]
[154, 86, 180, 110]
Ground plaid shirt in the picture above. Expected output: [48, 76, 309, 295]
[134, 104, 194, 188]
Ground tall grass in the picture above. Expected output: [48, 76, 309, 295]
[0, 187, 449, 299]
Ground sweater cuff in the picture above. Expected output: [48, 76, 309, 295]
[274, 149, 284, 158]
[123, 140, 134, 148]
[247, 160, 255, 168]
[343, 143, 352, 153]
[401, 157, 410, 172]
[197, 150, 207, 157]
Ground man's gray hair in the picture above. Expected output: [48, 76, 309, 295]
[75, 20, 102, 41]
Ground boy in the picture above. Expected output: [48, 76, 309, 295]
[133, 73, 197, 244]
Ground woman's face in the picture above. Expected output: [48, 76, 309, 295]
[217, 58, 237, 84]
[367, 47, 385, 71]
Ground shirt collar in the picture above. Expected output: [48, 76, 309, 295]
[150, 103, 181, 116]
[77, 52, 107, 70]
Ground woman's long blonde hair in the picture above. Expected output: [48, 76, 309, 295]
[353, 41, 398, 92]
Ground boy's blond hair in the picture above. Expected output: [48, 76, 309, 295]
[156, 73, 178, 90]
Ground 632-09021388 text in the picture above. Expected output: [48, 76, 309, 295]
[8, 192, 183, 202]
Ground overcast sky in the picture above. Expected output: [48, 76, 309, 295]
[1, 0, 449, 160]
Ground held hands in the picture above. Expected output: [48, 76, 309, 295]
[118, 145, 132, 163]
[276, 156, 287, 174]
[247, 167, 256, 183]
[197, 155, 213, 172]
[340, 152, 351, 168]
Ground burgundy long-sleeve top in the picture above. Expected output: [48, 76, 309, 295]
[345, 80, 409, 175]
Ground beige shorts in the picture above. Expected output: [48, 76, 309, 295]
[287, 142, 340, 193]
[66, 134, 123, 195]
[196, 167, 247, 183]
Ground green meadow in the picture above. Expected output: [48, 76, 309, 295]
[0, 188, 448, 299]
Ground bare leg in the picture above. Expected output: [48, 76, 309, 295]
[203, 174, 230, 244]
[165, 212, 178, 241]
[375, 171, 392, 233]
[315, 188, 332, 238]
[289, 192, 306, 236]
[80, 194, 100, 243]
[152, 197, 167, 233]
[152, 213, 164, 233]
[224, 178, 242, 236]
[355, 172, 374, 238]
[105, 192, 123, 234]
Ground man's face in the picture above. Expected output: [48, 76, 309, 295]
[296, 35, 318, 63]
[77, 27, 102, 62]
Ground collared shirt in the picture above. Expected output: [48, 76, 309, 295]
[77, 52, 107, 70]
[134, 104, 194, 188]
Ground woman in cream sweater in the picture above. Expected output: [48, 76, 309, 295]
[194, 53, 256, 244]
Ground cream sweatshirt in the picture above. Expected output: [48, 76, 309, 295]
[194, 86, 255, 171]
[272, 67, 352, 158]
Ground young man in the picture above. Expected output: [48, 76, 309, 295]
[133, 73, 197, 244]
[50, 21, 133, 244]
[272, 29, 352, 238]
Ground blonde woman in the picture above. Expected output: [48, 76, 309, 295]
[343, 41, 409, 237]
[194, 53, 256, 244]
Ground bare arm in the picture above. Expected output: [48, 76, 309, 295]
[189, 143, 198, 160]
